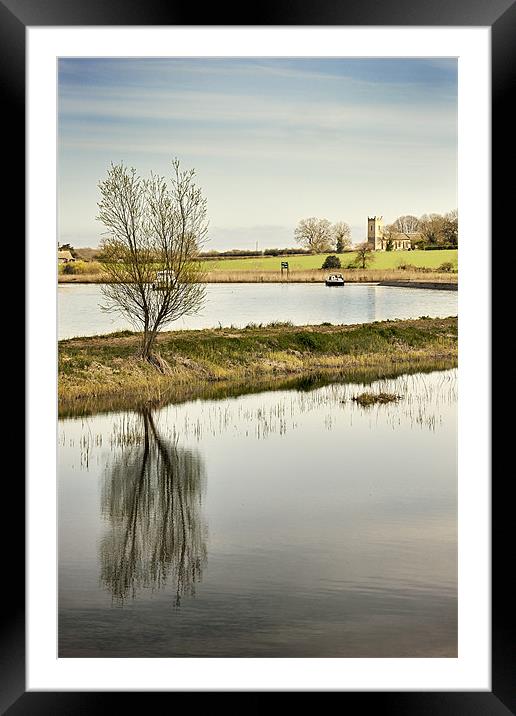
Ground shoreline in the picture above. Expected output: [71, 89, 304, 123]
[58, 274, 457, 290]
[377, 280, 457, 291]
[59, 316, 458, 416]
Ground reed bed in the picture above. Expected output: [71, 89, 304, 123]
[202, 269, 458, 284]
[58, 268, 458, 285]
[59, 271, 109, 283]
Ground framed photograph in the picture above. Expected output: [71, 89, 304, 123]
[10, 0, 508, 710]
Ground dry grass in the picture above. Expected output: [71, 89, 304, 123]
[58, 268, 458, 285]
[59, 270, 108, 283]
[203, 269, 458, 284]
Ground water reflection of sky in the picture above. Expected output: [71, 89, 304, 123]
[59, 369, 457, 657]
[58, 282, 458, 339]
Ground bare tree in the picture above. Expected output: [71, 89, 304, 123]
[442, 209, 458, 247]
[354, 242, 375, 269]
[418, 213, 446, 247]
[416, 211, 458, 248]
[392, 215, 420, 234]
[332, 221, 352, 253]
[294, 217, 332, 253]
[97, 159, 207, 365]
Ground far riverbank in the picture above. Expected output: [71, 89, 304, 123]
[58, 269, 457, 289]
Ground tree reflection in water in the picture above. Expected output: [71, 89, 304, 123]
[99, 409, 207, 607]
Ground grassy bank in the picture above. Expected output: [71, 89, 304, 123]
[198, 249, 458, 272]
[59, 316, 458, 415]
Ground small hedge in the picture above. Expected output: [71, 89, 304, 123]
[322, 255, 342, 270]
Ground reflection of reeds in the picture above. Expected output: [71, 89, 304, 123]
[59, 368, 457, 461]
[98, 410, 207, 606]
[153, 369, 456, 438]
[59, 355, 457, 420]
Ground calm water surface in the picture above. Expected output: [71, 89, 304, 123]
[58, 283, 457, 339]
[59, 369, 457, 657]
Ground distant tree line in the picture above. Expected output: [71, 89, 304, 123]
[383, 210, 458, 250]
[199, 247, 313, 259]
[261, 247, 312, 257]
[293, 211, 458, 254]
[93, 246, 316, 262]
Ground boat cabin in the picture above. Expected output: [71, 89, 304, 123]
[152, 270, 176, 290]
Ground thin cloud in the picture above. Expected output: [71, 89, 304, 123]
[58, 58, 457, 249]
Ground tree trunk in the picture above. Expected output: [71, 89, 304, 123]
[139, 329, 171, 373]
[139, 329, 157, 361]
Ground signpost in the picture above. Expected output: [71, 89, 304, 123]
[281, 261, 289, 279]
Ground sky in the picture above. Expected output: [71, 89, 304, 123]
[58, 58, 457, 250]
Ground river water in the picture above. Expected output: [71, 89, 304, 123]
[58, 283, 457, 339]
[59, 368, 457, 657]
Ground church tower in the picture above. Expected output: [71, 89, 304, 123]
[367, 216, 383, 250]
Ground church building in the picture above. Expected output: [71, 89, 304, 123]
[367, 216, 420, 251]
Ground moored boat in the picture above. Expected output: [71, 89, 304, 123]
[325, 273, 345, 286]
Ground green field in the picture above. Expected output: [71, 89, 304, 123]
[201, 249, 458, 272]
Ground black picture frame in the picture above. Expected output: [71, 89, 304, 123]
[8, 0, 508, 711]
